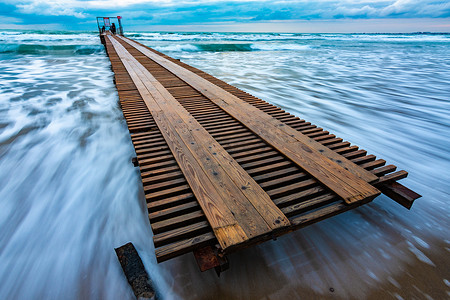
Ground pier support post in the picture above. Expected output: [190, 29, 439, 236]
[115, 242, 155, 300]
[132, 157, 139, 167]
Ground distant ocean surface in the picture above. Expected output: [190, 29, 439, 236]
[0, 30, 449, 299]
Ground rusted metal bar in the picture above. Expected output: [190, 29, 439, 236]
[193, 246, 229, 276]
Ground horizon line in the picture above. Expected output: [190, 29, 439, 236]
[1, 28, 450, 35]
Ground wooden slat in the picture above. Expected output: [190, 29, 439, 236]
[375, 170, 408, 185]
[290, 203, 355, 227]
[151, 210, 205, 234]
[118, 35, 380, 205]
[153, 221, 210, 248]
[149, 201, 199, 222]
[155, 232, 216, 263]
[148, 192, 195, 212]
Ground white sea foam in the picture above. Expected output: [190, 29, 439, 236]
[407, 242, 435, 266]
[153, 43, 199, 52]
[152, 42, 312, 52]
[0, 31, 98, 45]
[250, 43, 311, 51]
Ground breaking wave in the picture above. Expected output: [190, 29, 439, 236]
[153, 43, 312, 52]
[0, 44, 104, 55]
[0, 30, 102, 56]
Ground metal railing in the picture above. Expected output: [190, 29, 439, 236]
[96, 16, 123, 35]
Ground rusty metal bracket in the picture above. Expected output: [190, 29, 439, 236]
[379, 181, 421, 209]
[193, 246, 229, 277]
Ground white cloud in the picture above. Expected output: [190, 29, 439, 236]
[418, 2, 450, 17]
[380, 0, 419, 16]
[4, 0, 450, 20]
[333, 4, 378, 17]
[16, 0, 88, 18]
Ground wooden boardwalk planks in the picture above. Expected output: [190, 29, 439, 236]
[108, 36, 289, 251]
[101, 33, 420, 264]
[117, 35, 381, 205]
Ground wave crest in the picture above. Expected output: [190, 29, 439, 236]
[154, 43, 311, 52]
[0, 44, 103, 55]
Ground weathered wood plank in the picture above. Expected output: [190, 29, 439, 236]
[153, 221, 210, 248]
[155, 232, 217, 263]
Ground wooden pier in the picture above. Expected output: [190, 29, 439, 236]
[101, 32, 421, 270]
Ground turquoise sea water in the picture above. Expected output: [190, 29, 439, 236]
[0, 30, 449, 299]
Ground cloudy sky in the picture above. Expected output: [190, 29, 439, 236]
[1, 0, 449, 32]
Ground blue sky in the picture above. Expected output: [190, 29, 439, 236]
[1, 0, 449, 32]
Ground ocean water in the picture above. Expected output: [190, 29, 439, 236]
[0, 30, 449, 299]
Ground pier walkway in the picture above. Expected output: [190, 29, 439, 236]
[102, 33, 420, 267]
